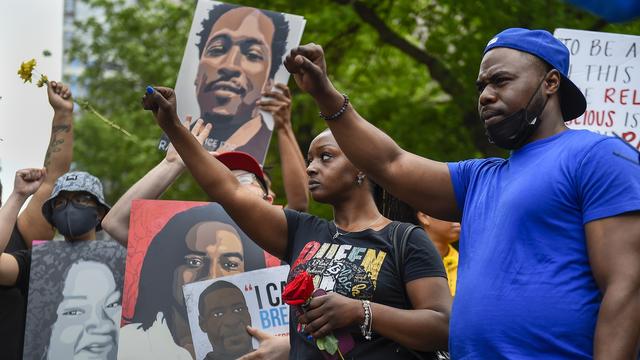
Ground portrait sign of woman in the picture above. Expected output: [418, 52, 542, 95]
[23, 241, 126, 360]
[47, 261, 121, 360]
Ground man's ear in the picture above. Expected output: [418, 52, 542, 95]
[545, 69, 561, 95]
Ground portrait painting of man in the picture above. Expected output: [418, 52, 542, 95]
[183, 266, 290, 360]
[22, 240, 126, 360]
[198, 281, 253, 360]
[117, 199, 279, 360]
[163, 1, 306, 164]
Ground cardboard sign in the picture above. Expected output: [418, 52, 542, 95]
[183, 265, 290, 360]
[554, 28, 640, 149]
[160, 1, 307, 164]
[23, 240, 126, 360]
[118, 199, 281, 360]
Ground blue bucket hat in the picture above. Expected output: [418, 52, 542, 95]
[484, 28, 587, 121]
[42, 171, 111, 231]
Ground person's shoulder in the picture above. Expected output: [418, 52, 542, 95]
[454, 157, 505, 167]
[383, 222, 430, 247]
[564, 130, 638, 164]
[10, 249, 31, 261]
[560, 129, 615, 151]
[449, 156, 505, 171]
[284, 208, 328, 227]
[448, 157, 506, 179]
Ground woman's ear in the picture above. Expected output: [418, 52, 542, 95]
[416, 211, 431, 226]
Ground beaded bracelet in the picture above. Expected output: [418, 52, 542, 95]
[360, 300, 373, 340]
[319, 93, 349, 121]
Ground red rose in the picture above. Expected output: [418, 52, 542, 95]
[283, 271, 315, 305]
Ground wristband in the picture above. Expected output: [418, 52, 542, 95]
[360, 300, 373, 340]
[319, 94, 349, 121]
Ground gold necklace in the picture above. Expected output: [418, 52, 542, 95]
[331, 214, 384, 240]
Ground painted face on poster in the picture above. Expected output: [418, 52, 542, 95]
[118, 200, 280, 360]
[22, 241, 126, 360]
[163, 1, 306, 164]
[47, 261, 121, 360]
[198, 282, 253, 359]
[183, 266, 290, 360]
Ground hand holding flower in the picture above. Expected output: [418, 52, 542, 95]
[18, 59, 134, 138]
[283, 272, 355, 360]
[47, 81, 74, 114]
[297, 292, 363, 339]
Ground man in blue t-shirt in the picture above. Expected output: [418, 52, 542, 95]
[283, 28, 640, 359]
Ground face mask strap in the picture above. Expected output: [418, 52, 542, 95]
[524, 71, 551, 123]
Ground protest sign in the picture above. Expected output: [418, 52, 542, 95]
[23, 240, 125, 360]
[554, 28, 640, 150]
[118, 199, 281, 360]
[183, 265, 290, 360]
[160, 1, 307, 165]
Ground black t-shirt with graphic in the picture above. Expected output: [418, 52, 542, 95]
[284, 209, 446, 360]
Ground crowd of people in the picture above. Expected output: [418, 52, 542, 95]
[1, 24, 639, 360]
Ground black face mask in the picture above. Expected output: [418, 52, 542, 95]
[485, 75, 550, 150]
[51, 203, 99, 240]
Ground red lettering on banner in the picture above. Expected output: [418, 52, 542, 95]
[621, 89, 628, 105]
[602, 88, 640, 105]
[622, 131, 637, 143]
[607, 111, 615, 127]
[604, 88, 615, 103]
[575, 110, 615, 127]
[621, 131, 640, 150]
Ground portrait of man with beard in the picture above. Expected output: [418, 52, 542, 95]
[167, 1, 306, 164]
[198, 281, 253, 360]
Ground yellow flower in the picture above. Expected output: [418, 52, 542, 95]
[17, 59, 37, 83]
[36, 74, 49, 88]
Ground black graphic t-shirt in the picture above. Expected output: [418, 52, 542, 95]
[284, 209, 446, 360]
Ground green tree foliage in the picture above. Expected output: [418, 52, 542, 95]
[68, 0, 640, 218]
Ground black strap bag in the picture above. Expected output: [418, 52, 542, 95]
[389, 222, 451, 360]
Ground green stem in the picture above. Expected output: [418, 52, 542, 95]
[75, 99, 136, 139]
[337, 348, 346, 360]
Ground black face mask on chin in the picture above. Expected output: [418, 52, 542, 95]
[485, 74, 550, 150]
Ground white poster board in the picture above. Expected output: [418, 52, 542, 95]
[0, 0, 64, 204]
[554, 28, 640, 150]
[183, 265, 290, 360]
